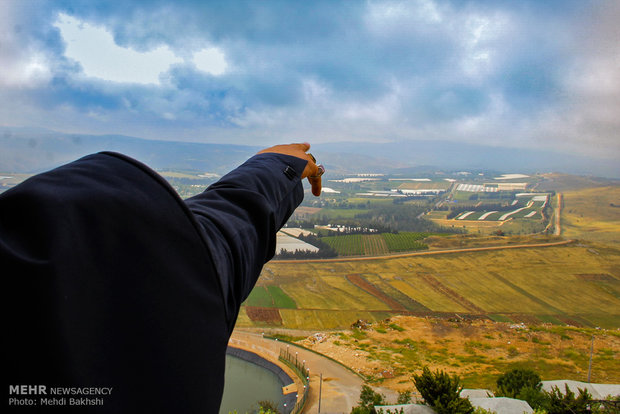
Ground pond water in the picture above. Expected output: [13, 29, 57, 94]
[219, 354, 284, 414]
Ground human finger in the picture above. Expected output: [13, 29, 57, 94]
[307, 166, 323, 196]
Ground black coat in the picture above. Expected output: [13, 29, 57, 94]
[3, 151, 307, 412]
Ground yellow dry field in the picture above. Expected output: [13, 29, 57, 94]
[561, 186, 620, 245]
[238, 244, 620, 330]
[389, 279, 469, 313]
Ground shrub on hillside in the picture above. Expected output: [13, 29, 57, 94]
[542, 384, 603, 414]
[350, 384, 385, 414]
[412, 366, 473, 414]
[496, 368, 542, 398]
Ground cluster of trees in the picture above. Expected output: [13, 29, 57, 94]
[350, 385, 414, 414]
[412, 367, 474, 413]
[288, 203, 463, 234]
[494, 368, 616, 413]
[349, 367, 619, 414]
[350, 367, 473, 414]
[355, 205, 463, 233]
[227, 399, 280, 414]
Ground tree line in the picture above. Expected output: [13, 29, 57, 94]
[350, 367, 618, 414]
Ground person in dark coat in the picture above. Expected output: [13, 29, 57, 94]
[3, 143, 323, 412]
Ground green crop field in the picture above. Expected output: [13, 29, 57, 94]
[362, 235, 389, 255]
[322, 232, 430, 256]
[244, 285, 297, 309]
[382, 232, 429, 251]
[267, 286, 297, 309]
[245, 286, 273, 307]
[322, 234, 364, 255]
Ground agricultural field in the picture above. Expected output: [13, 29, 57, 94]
[321, 232, 430, 256]
[239, 243, 620, 330]
[392, 180, 452, 190]
[238, 177, 620, 393]
[382, 232, 429, 252]
[449, 194, 548, 221]
[245, 285, 297, 309]
[560, 186, 620, 245]
[321, 234, 365, 255]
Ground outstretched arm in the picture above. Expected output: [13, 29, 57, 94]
[184, 143, 323, 329]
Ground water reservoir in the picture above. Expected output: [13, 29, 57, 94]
[219, 350, 292, 414]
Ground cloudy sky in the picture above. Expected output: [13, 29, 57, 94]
[1, 0, 618, 161]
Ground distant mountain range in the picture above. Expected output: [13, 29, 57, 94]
[1, 126, 618, 178]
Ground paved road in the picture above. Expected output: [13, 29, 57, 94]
[230, 331, 396, 414]
[273, 238, 574, 264]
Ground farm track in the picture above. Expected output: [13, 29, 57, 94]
[377, 279, 432, 312]
[489, 271, 565, 314]
[418, 273, 485, 313]
[272, 239, 576, 263]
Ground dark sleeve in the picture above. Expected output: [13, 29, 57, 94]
[3, 152, 234, 413]
[184, 152, 307, 328]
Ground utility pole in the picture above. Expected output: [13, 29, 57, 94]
[318, 373, 322, 413]
[587, 335, 594, 382]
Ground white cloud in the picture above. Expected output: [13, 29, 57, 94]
[0, 2, 51, 87]
[192, 48, 228, 76]
[53, 14, 228, 83]
[366, 0, 442, 30]
[54, 13, 183, 84]
[0, 51, 52, 87]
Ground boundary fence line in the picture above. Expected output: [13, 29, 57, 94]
[279, 348, 310, 414]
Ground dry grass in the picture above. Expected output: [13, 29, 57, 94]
[297, 315, 620, 390]
[561, 186, 620, 245]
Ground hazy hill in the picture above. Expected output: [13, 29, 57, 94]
[1, 126, 618, 178]
[314, 141, 619, 178]
[0, 127, 259, 174]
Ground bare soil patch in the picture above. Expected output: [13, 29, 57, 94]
[245, 306, 282, 324]
[347, 274, 407, 311]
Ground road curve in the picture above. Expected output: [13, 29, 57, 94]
[272, 239, 575, 264]
[229, 331, 393, 413]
